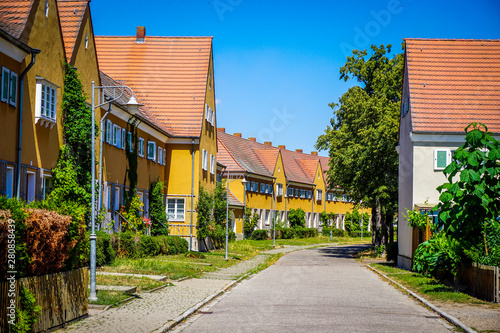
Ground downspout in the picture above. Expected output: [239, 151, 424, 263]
[190, 138, 195, 251]
[15, 49, 40, 199]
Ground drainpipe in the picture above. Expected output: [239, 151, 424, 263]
[190, 138, 195, 251]
[15, 49, 41, 199]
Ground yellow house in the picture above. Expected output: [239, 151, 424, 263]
[96, 27, 217, 250]
[0, 0, 71, 203]
[217, 129, 358, 238]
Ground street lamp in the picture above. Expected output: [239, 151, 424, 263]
[241, 177, 248, 239]
[89, 81, 142, 301]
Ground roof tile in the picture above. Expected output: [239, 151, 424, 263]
[0, 0, 33, 39]
[56, 0, 88, 61]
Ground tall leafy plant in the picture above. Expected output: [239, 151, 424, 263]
[288, 208, 306, 229]
[124, 117, 139, 208]
[149, 180, 168, 236]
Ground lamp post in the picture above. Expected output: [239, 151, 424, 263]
[241, 177, 248, 239]
[89, 81, 142, 301]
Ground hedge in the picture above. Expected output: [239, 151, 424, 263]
[294, 227, 318, 238]
[321, 227, 345, 237]
[251, 229, 268, 240]
[275, 227, 294, 239]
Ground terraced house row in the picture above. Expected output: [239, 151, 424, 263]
[0, 0, 357, 249]
[217, 129, 357, 238]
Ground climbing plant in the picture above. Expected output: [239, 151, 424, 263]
[124, 117, 139, 208]
[149, 180, 169, 236]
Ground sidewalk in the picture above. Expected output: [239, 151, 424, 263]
[62, 245, 315, 333]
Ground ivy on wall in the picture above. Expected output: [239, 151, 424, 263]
[124, 117, 139, 208]
[149, 180, 168, 236]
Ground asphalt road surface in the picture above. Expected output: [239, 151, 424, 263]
[176, 245, 455, 333]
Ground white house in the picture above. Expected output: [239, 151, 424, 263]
[397, 38, 500, 269]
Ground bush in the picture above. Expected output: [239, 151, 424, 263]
[110, 233, 188, 258]
[251, 229, 268, 240]
[348, 230, 372, 238]
[322, 227, 346, 237]
[138, 234, 161, 257]
[386, 241, 398, 262]
[276, 227, 294, 239]
[412, 232, 460, 278]
[228, 230, 236, 242]
[294, 227, 318, 238]
[96, 231, 115, 266]
[288, 208, 306, 229]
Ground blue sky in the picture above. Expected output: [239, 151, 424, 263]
[89, 0, 500, 156]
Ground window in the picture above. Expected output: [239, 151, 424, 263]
[26, 172, 36, 204]
[316, 189, 323, 201]
[35, 78, 58, 127]
[5, 167, 13, 199]
[295, 188, 299, 197]
[210, 154, 215, 174]
[276, 183, 283, 197]
[112, 124, 118, 146]
[434, 149, 449, 170]
[106, 120, 112, 144]
[202, 149, 208, 171]
[162, 148, 166, 165]
[401, 97, 409, 118]
[42, 175, 54, 200]
[260, 183, 265, 193]
[307, 190, 312, 199]
[147, 141, 156, 161]
[167, 198, 185, 221]
[107, 185, 111, 210]
[114, 186, 121, 211]
[287, 186, 293, 197]
[121, 128, 126, 150]
[157, 146, 162, 164]
[245, 181, 251, 191]
[1, 67, 17, 107]
[138, 137, 144, 157]
[85, 33, 88, 49]
[44, 0, 49, 17]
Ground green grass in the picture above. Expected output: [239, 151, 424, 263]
[88, 290, 132, 306]
[370, 263, 488, 304]
[96, 275, 171, 292]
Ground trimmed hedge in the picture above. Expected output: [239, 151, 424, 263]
[349, 230, 372, 238]
[276, 227, 295, 239]
[294, 227, 318, 238]
[321, 227, 345, 237]
[251, 229, 268, 240]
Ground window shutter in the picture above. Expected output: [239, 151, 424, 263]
[9, 72, 17, 107]
[1, 67, 9, 102]
[434, 149, 448, 170]
[121, 128, 126, 150]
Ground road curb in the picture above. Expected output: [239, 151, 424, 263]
[364, 263, 477, 333]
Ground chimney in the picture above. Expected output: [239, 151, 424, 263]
[233, 133, 242, 137]
[311, 151, 318, 156]
[248, 137, 256, 142]
[264, 141, 272, 146]
[278, 145, 286, 149]
[217, 127, 225, 132]
[295, 149, 303, 153]
[136, 26, 146, 43]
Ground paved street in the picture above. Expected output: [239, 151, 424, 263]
[175, 245, 455, 333]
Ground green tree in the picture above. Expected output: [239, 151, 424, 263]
[196, 183, 228, 249]
[149, 180, 168, 236]
[213, 181, 228, 225]
[243, 207, 259, 237]
[316, 44, 404, 247]
[288, 208, 306, 229]
[436, 123, 500, 264]
[124, 118, 139, 209]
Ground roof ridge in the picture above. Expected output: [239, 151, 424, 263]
[95, 35, 213, 39]
[405, 38, 500, 42]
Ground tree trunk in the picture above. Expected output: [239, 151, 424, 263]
[372, 197, 383, 247]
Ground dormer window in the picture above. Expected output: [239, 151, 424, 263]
[35, 77, 58, 128]
[45, 0, 49, 17]
[85, 33, 88, 49]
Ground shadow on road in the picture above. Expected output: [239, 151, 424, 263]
[317, 244, 371, 259]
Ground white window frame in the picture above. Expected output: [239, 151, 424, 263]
[147, 141, 156, 161]
[112, 124, 118, 146]
[210, 154, 215, 174]
[121, 128, 126, 150]
[202, 149, 208, 171]
[106, 120, 112, 144]
[434, 149, 450, 171]
[157, 146, 164, 165]
[316, 189, 323, 201]
[42, 173, 53, 200]
[138, 137, 144, 157]
[35, 77, 58, 128]
[1, 68, 18, 107]
[26, 171, 36, 204]
[276, 183, 283, 197]
[167, 198, 185, 221]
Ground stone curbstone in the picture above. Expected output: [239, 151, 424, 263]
[364, 263, 477, 333]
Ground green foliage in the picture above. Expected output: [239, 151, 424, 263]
[148, 180, 169, 236]
[119, 194, 145, 234]
[288, 208, 306, 229]
[124, 118, 139, 208]
[293, 227, 318, 238]
[243, 207, 259, 237]
[276, 227, 294, 239]
[109, 232, 188, 258]
[345, 208, 369, 235]
[436, 123, 500, 263]
[412, 232, 460, 278]
[196, 184, 229, 249]
[405, 208, 428, 230]
[96, 231, 115, 266]
[386, 241, 398, 262]
[321, 227, 346, 237]
[251, 229, 268, 240]
[12, 287, 41, 333]
[316, 44, 404, 246]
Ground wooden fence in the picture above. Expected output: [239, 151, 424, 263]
[457, 263, 499, 303]
[1, 267, 88, 332]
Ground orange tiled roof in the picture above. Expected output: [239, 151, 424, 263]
[99, 71, 171, 137]
[0, 0, 33, 40]
[217, 132, 329, 186]
[95, 35, 212, 137]
[57, 0, 88, 61]
[405, 39, 500, 133]
[228, 191, 243, 207]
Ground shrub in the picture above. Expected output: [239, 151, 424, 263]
[228, 230, 236, 242]
[276, 227, 294, 239]
[288, 208, 306, 229]
[322, 227, 345, 237]
[349, 230, 372, 238]
[138, 234, 161, 257]
[412, 232, 460, 278]
[13, 287, 41, 333]
[243, 207, 259, 237]
[96, 231, 115, 266]
[294, 227, 318, 238]
[149, 181, 169, 236]
[251, 229, 268, 240]
[110, 233, 188, 258]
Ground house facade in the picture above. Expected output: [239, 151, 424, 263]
[397, 38, 500, 269]
[217, 129, 358, 239]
